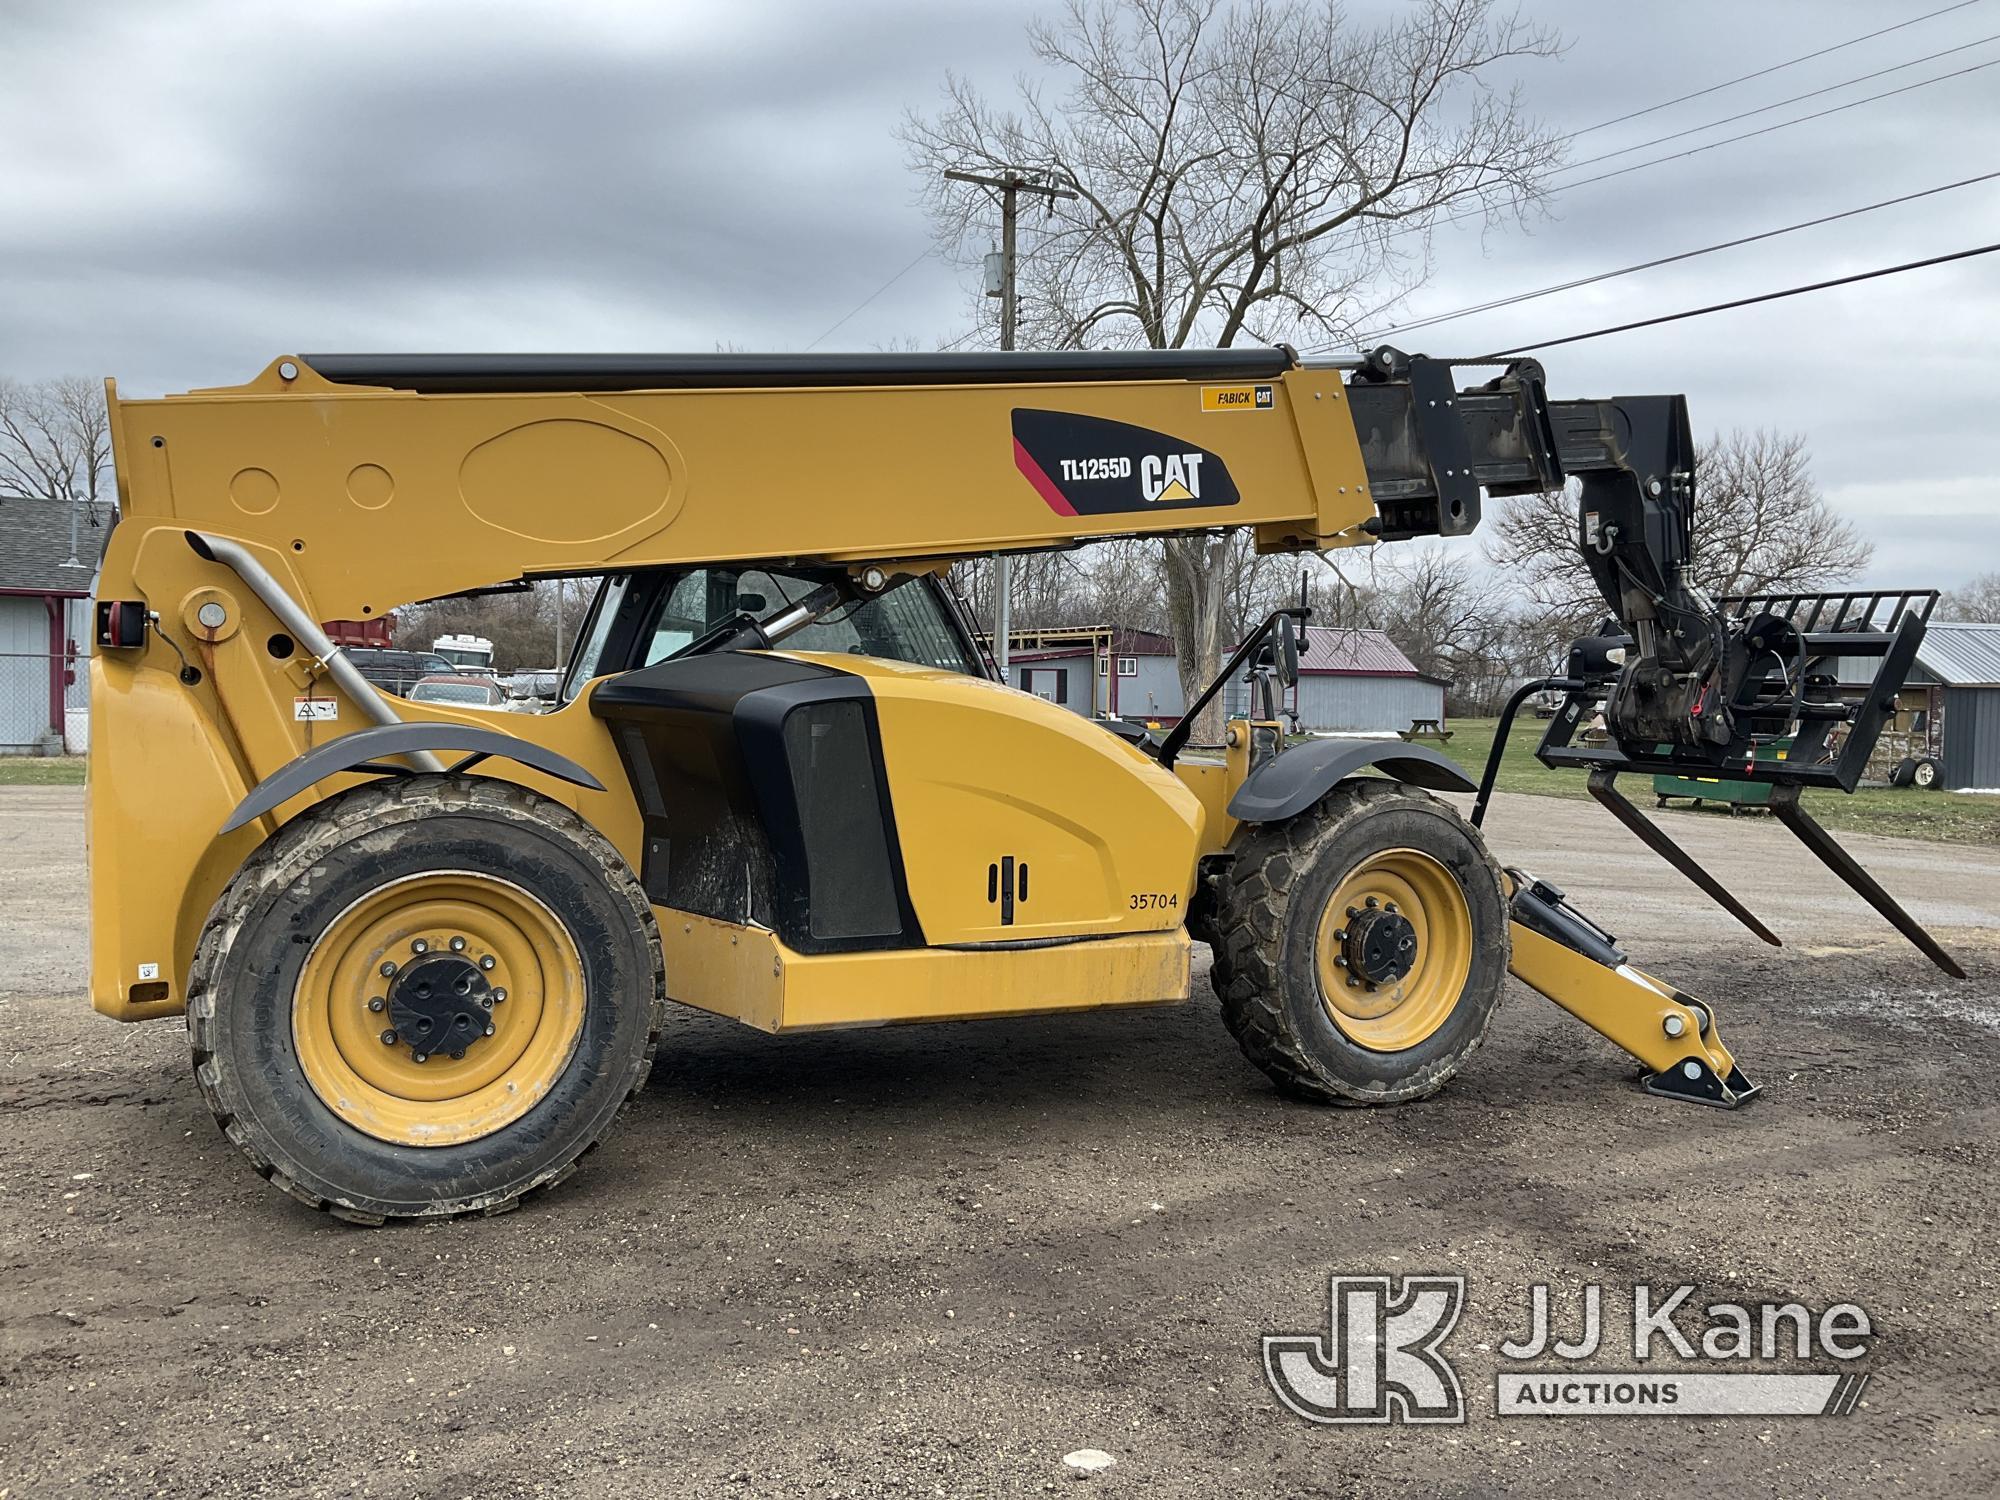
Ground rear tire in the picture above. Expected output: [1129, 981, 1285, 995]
[1210, 778, 1507, 1105]
[1911, 757, 1941, 790]
[188, 776, 664, 1223]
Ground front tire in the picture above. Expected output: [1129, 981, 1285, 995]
[188, 776, 664, 1223]
[1210, 778, 1507, 1105]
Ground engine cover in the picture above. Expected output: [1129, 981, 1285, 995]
[591, 651, 1205, 952]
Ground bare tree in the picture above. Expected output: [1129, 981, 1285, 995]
[1306, 550, 1382, 631]
[1371, 543, 1512, 709]
[0, 376, 114, 519]
[904, 0, 1565, 735]
[1486, 428, 1872, 637]
[1940, 570, 2000, 623]
[952, 549, 1103, 635]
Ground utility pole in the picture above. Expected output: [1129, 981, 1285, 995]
[943, 167, 1076, 685]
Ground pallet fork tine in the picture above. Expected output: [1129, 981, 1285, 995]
[1767, 786, 1966, 979]
[1586, 768, 1782, 949]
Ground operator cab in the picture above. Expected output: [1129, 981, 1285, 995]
[560, 565, 993, 702]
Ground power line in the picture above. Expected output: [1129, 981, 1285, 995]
[1303, 55, 2000, 351]
[1545, 54, 2000, 196]
[1476, 240, 2000, 358]
[1558, 32, 2000, 175]
[803, 246, 935, 352]
[1564, 0, 1987, 140]
[1351, 169, 2000, 344]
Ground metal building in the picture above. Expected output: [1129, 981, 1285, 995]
[1224, 627, 1447, 734]
[1918, 623, 2000, 791]
[1835, 620, 2000, 790]
[991, 625, 1186, 723]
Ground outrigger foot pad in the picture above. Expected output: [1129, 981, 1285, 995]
[1643, 1056, 1763, 1109]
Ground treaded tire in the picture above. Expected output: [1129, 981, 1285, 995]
[187, 776, 665, 1223]
[1210, 778, 1507, 1105]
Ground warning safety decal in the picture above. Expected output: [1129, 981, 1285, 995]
[1011, 408, 1241, 517]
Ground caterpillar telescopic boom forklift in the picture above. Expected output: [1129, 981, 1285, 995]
[86, 346, 1959, 1222]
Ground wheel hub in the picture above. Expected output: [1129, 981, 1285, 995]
[383, 951, 497, 1064]
[1341, 904, 1418, 988]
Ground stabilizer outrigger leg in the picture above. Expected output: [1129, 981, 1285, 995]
[1505, 871, 1762, 1109]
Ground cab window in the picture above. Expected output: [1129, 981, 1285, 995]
[563, 567, 984, 703]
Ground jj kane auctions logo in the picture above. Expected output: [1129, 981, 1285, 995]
[1265, 1276, 1874, 1423]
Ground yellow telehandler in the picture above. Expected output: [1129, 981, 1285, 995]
[85, 347, 1956, 1221]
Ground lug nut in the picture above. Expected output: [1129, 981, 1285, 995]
[1346, 977, 1360, 988]
[380, 961, 397, 978]
[1346, 906, 1360, 919]
[1384, 901, 1398, 914]
[484, 1024, 496, 1036]
[450, 1048, 465, 1061]
[479, 955, 496, 971]
[1663, 1014, 1687, 1038]
[1365, 896, 1379, 909]
[368, 997, 385, 1013]
[413, 1052, 429, 1065]
[379, 1029, 397, 1046]
[449, 936, 466, 952]
[1335, 928, 1348, 941]
[1334, 955, 1347, 968]
[492, 988, 508, 1003]
[411, 938, 429, 954]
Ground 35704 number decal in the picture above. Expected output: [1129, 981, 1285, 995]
[1128, 892, 1180, 910]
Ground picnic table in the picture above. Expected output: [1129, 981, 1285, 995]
[1398, 718, 1453, 742]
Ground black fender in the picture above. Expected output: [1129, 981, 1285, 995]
[1225, 736, 1475, 823]
[220, 722, 605, 835]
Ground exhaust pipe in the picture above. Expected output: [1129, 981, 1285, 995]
[184, 530, 445, 773]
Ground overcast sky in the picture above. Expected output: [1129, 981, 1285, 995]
[3, 0, 1996, 585]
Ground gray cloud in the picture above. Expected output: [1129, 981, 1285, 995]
[3, 0, 1995, 585]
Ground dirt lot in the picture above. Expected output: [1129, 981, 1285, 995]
[2, 783, 1996, 1498]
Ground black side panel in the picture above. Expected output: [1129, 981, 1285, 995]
[300, 348, 1293, 394]
[591, 652, 922, 953]
[781, 702, 905, 943]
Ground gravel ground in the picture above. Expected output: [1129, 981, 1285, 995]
[2, 783, 1996, 1498]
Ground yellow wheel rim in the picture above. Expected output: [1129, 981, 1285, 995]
[292, 871, 586, 1147]
[1313, 847, 1473, 1054]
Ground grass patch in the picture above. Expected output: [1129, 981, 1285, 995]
[0, 756, 86, 786]
[1426, 718, 2000, 846]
